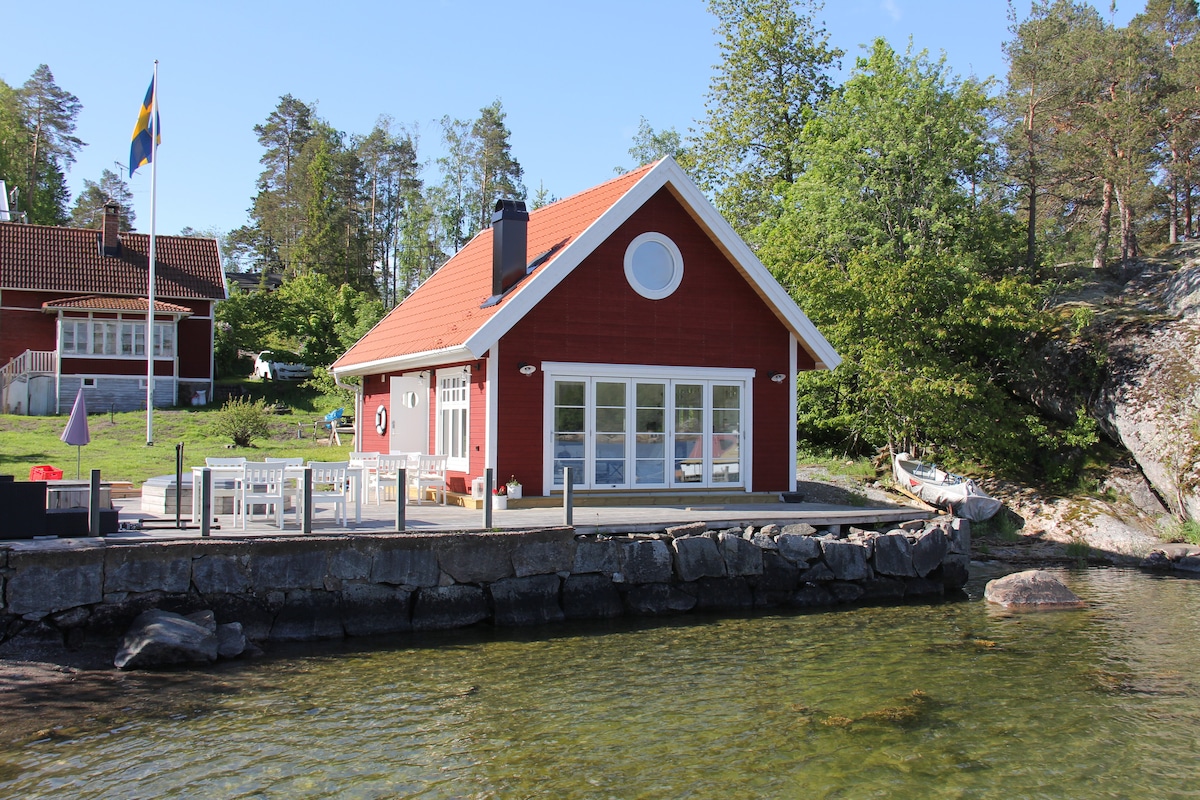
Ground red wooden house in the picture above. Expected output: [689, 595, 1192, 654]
[0, 203, 225, 414]
[331, 158, 840, 497]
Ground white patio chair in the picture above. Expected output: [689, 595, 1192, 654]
[265, 457, 304, 517]
[411, 454, 448, 505]
[308, 461, 350, 527]
[239, 462, 288, 530]
[376, 452, 417, 503]
[349, 451, 380, 503]
[201, 456, 246, 520]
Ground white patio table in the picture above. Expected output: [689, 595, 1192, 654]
[190, 464, 364, 527]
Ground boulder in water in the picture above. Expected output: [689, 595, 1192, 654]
[115, 609, 220, 669]
[984, 570, 1085, 609]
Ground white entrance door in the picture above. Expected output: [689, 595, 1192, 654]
[389, 375, 428, 454]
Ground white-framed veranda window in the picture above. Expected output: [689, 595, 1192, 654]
[59, 316, 174, 357]
[543, 362, 752, 491]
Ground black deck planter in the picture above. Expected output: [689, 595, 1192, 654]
[44, 508, 119, 537]
[0, 479, 47, 539]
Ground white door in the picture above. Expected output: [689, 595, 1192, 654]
[389, 375, 428, 454]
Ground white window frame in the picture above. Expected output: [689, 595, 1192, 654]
[542, 362, 753, 491]
[58, 314, 175, 358]
[436, 367, 471, 473]
[623, 232, 685, 300]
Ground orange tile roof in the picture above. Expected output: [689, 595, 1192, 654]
[0, 222, 225, 300]
[334, 163, 655, 371]
[41, 295, 194, 314]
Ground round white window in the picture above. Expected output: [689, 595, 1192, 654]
[624, 232, 684, 300]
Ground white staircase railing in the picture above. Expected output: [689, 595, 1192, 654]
[1, 349, 55, 385]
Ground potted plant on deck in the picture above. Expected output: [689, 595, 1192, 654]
[492, 485, 508, 510]
[506, 476, 522, 500]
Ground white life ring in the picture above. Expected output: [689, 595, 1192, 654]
[374, 404, 387, 435]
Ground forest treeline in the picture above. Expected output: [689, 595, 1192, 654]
[3, 0, 1196, 487]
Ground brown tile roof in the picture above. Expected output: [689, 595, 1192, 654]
[0, 222, 226, 301]
[41, 296, 194, 314]
[333, 163, 655, 371]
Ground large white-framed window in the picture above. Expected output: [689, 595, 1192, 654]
[544, 363, 752, 490]
[436, 367, 470, 473]
[59, 315, 174, 357]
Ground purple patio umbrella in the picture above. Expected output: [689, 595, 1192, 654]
[61, 387, 91, 479]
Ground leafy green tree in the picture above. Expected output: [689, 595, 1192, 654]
[0, 79, 24, 196]
[758, 40, 1069, 479]
[214, 274, 384, 379]
[435, 115, 475, 252]
[690, 0, 842, 233]
[395, 189, 444, 301]
[616, 117, 689, 174]
[17, 65, 84, 225]
[69, 169, 135, 230]
[772, 40, 999, 266]
[435, 101, 525, 251]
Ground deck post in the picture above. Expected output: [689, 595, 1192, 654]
[563, 467, 573, 526]
[302, 467, 313, 534]
[395, 468, 406, 532]
[200, 468, 212, 537]
[89, 469, 101, 537]
[483, 468, 493, 529]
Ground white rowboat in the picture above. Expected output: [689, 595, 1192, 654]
[892, 452, 1002, 521]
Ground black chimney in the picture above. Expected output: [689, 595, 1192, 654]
[492, 199, 528, 297]
[99, 202, 122, 257]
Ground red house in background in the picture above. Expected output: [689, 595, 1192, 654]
[0, 203, 226, 415]
[331, 158, 840, 498]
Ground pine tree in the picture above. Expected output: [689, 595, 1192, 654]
[69, 169, 135, 230]
[470, 100, 524, 230]
[17, 65, 84, 224]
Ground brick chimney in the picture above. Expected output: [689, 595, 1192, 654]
[99, 202, 121, 256]
[491, 199, 529, 297]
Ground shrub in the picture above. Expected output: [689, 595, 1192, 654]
[212, 396, 273, 447]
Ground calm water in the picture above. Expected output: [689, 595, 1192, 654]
[2, 567, 1199, 799]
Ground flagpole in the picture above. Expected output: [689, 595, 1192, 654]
[145, 59, 158, 447]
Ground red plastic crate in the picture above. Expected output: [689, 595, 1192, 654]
[29, 465, 63, 481]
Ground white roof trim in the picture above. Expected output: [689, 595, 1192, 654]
[465, 157, 840, 370]
[332, 345, 475, 377]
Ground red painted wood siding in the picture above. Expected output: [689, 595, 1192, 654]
[0, 293, 214, 379]
[497, 188, 801, 495]
[360, 374, 391, 455]
[0, 307, 56, 362]
[359, 367, 484, 495]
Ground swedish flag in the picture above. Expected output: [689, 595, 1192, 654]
[129, 76, 160, 176]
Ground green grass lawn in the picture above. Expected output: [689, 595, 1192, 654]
[0, 386, 355, 486]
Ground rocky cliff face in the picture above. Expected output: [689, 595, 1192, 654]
[1094, 248, 1200, 522]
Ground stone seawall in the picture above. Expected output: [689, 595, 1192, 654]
[0, 519, 970, 652]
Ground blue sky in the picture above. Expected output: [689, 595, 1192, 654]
[4, 0, 1136, 239]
